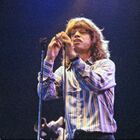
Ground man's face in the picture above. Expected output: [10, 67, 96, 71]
[70, 27, 93, 54]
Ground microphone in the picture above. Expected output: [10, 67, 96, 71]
[39, 37, 47, 50]
[55, 34, 66, 49]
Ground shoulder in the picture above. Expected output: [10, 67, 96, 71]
[93, 59, 116, 72]
[94, 59, 115, 66]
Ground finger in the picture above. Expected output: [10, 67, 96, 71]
[56, 32, 69, 41]
[55, 34, 63, 44]
[60, 32, 70, 39]
[54, 32, 71, 48]
[61, 39, 72, 47]
[48, 38, 61, 49]
[59, 34, 72, 46]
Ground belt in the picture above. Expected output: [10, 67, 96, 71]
[74, 129, 114, 139]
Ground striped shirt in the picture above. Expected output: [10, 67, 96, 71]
[38, 57, 117, 139]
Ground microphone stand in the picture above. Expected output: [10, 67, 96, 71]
[62, 46, 67, 140]
[37, 39, 47, 140]
[37, 38, 67, 140]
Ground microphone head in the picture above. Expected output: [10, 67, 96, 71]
[39, 37, 47, 50]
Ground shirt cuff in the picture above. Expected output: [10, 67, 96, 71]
[43, 60, 54, 77]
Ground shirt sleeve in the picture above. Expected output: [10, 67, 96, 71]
[71, 58, 116, 91]
[37, 60, 62, 101]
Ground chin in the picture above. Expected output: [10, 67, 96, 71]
[74, 48, 84, 53]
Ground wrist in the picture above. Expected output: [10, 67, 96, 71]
[44, 56, 54, 64]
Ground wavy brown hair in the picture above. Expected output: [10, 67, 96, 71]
[65, 17, 110, 63]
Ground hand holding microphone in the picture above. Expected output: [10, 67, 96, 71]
[44, 31, 78, 63]
[44, 34, 63, 63]
[54, 32, 78, 60]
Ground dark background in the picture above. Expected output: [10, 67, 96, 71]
[0, 0, 140, 139]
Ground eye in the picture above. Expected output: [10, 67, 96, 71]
[79, 29, 87, 34]
[70, 28, 91, 37]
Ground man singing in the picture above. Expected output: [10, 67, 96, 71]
[38, 17, 117, 140]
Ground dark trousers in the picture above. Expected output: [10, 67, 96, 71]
[74, 129, 115, 140]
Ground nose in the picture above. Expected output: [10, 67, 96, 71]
[73, 31, 81, 38]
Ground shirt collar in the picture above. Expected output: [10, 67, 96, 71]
[85, 57, 94, 65]
[67, 57, 94, 70]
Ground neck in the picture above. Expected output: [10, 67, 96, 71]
[79, 51, 91, 61]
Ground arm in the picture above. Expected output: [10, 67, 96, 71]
[37, 34, 63, 100]
[37, 61, 57, 100]
[37, 60, 64, 101]
[71, 58, 116, 91]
